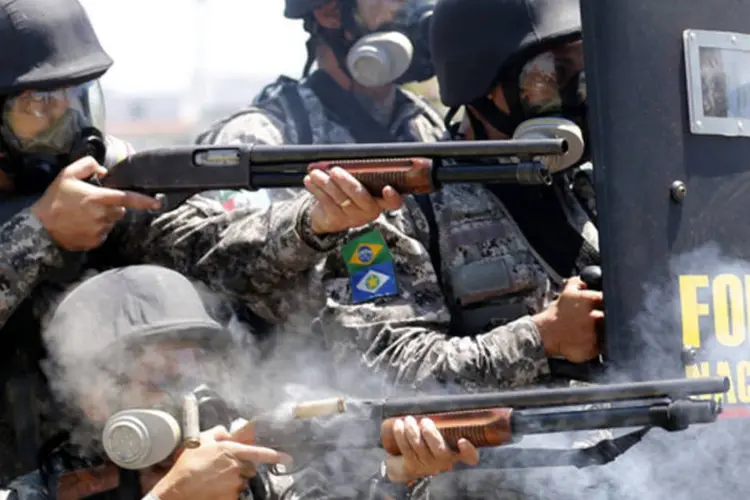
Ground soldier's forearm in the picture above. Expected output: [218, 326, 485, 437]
[114, 195, 337, 318]
[0, 209, 64, 328]
[328, 315, 550, 390]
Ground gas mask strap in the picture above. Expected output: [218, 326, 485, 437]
[302, 35, 317, 78]
[444, 106, 463, 139]
[465, 107, 488, 141]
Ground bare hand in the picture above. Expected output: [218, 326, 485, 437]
[385, 416, 479, 483]
[304, 166, 403, 234]
[30, 156, 161, 251]
[150, 426, 291, 500]
[534, 276, 603, 362]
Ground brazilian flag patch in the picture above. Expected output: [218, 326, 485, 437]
[340, 230, 398, 304]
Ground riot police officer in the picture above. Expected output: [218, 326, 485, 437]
[0, 0, 399, 482]
[196, 0, 446, 209]
[0, 265, 292, 500]
[310, 0, 605, 497]
[2, 265, 474, 500]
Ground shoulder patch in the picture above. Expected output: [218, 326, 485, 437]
[340, 230, 398, 303]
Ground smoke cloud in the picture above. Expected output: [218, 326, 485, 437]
[37, 244, 750, 499]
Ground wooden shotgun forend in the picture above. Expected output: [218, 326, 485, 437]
[380, 408, 514, 456]
[307, 158, 433, 195]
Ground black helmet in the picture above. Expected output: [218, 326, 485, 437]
[430, 0, 581, 108]
[284, 0, 332, 19]
[0, 0, 113, 95]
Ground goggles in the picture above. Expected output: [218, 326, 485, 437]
[515, 40, 586, 117]
[1, 80, 105, 156]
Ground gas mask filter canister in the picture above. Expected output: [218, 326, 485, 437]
[345, 30, 414, 87]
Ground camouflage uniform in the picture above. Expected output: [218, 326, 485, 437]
[0, 136, 344, 483]
[0, 136, 343, 329]
[196, 71, 446, 209]
[0, 443, 294, 500]
[305, 173, 605, 499]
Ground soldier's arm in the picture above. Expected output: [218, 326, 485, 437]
[0, 209, 64, 328]
[196, 109, 303, 205]
[313, 203, 551, 390]
[110, 193, 345, 324]
[196, 108, 285, 147]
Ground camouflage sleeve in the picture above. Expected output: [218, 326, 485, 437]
[0, 209, 64, 328]
[112, 192, 345, 323]
[198, 109, 285, 146]
[314, 204, 550, 391]
[196, 109, 302, 208]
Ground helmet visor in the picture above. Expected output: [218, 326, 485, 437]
[517, 40, 586, 117]
[1, 80, 105, 156]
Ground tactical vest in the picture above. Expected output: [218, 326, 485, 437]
[411, 184, 559, 338]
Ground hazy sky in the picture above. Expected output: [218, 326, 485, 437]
[79, 0, 309, 94]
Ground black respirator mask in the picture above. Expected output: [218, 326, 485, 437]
[0, 80, 107, 194]
[464, 39, 589, 160]
[312, 0, 436, 87]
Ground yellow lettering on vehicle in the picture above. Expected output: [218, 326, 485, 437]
[679, 274, 750, 406]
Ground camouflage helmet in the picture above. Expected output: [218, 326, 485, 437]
[430, 0, 582, 107]
[0, 0, 113, 95]
[284, 0, 333, 19]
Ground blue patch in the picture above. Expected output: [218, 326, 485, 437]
[349, 261, 399, 304]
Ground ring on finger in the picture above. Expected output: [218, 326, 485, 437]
[339, 199, 353, 208]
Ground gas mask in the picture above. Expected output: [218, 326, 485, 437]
[467, 39, 589, 163]
[95, 342, 229, 469]
[0, 79, 107, 193]
[321, 0, 436, 87]
[102, 386, 233, 470]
